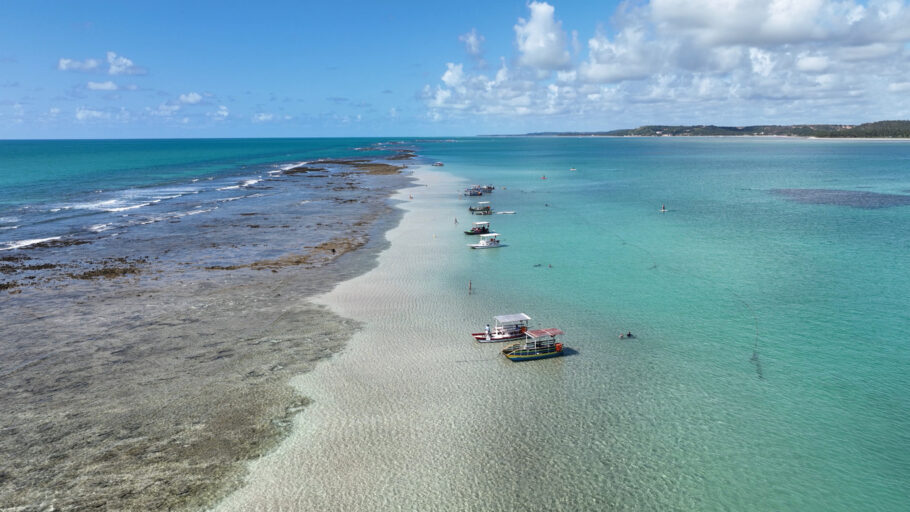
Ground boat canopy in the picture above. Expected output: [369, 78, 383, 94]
[473, 221, 490, 226]
[526, 328, 564, 338]
[494, 313, 531, 324]
[479, 233, 499, 238]
[475, 201, 490, 204]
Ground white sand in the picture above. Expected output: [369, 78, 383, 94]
[214, 168, 518, 510]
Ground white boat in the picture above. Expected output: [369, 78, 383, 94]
[495, 211, 516, 215]
[471, 313, 531, 342]
[468, 233, 506, 249]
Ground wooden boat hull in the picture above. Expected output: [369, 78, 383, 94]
[502, 346, 563, 361]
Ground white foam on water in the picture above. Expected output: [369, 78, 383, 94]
[1, 236, 62, 251]
[241, 178, 262, 187]
[184, 207, 215, 216]
[106, 202, 152, 213]
[217, 185, 241, 191]
[88, 223, 113, 233]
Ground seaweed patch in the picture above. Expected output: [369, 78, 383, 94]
[771, 188, 910, 209]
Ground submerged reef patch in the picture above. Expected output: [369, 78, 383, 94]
[771, 188, 910, 209]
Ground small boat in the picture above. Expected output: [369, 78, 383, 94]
[432, 162, 444, 167]
[502, 328, 565, 361]
[468, 233, 506, 249]
[472, 313, 532, 342]
[464, 221, 491, 235]
[469, 201, 493, 215]
[479, 184, 494, 193]
[569, 167, 576, 171]
[464, 187, 483, 196]
[495, 211, 516, 215]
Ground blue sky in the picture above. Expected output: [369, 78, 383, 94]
[2, 0, 909, 138]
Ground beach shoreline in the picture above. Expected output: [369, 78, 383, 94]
[0, 156, 416, 511]
[212, 167, 521, 511]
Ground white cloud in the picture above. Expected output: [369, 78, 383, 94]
[87, 81, 118, 91]
[58, 58, 100, 72]
[252, 113, 274, 123]
[148, 103, 180, 117]
[424, 0, 910, 127]
[837, 43, 899, 61]
[75, 106, 109, 121]
[796, 54, 830, 73]
[208, 105, 229, 120]
[650, 0, 828, 46]
[459, 28, 485, 57]
[514, 2, 571, 70]
[441, 63, 465, 88]
[179, 92, 203, 104]
[107, 51, 146, 75]
[580, 25, 663, 83]
[749, 48, 775, 77]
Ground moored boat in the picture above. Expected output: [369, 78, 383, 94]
[469, 201, 493, 215]
[502, 328, 565, 361]
[468, 233, 506, 249]
[464, 186, 483, 196]
[432, 161, 444, 166]
[464, 221, 491, 235]
[479, 184, 494, 193]
[471, 313, 531, 342]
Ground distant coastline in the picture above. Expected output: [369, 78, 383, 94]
[513, 120, 910, 138]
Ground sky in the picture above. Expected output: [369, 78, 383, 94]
[2, 0, 910, 138]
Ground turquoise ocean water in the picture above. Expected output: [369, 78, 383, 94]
[0, 138, 392, 249]
[3, 137, 909, 509]
[415, 137, 909, 510]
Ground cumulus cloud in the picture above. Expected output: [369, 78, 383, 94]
[423, 0, 910, 126]
[514, 2, 571, 70]
[208, 105, 229, 120]
[580, 24, 663, 83]
[75, 106, 109, 121]
[107, 51, 146, 75]
[87, 81, 118, 91]
[179, 92, 203, 104]
[58, 57, 100, 72]
[252, 113, 274, 122]
[459, 28, 485, 57]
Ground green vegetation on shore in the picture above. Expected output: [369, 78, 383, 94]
[526, 120, 910, 138]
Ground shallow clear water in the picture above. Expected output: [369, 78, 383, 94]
[0, 138, 395, 250]
[219, 137, 910, 511]
[423, 137, 910, 510]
